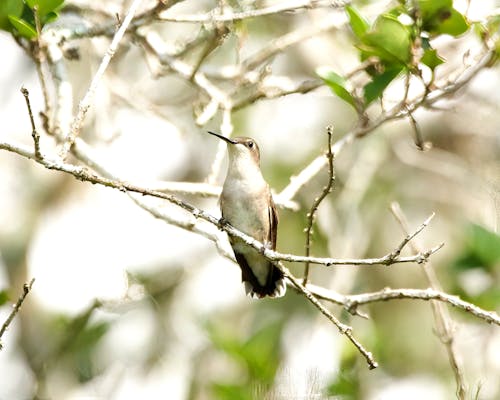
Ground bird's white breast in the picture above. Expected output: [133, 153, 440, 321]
[221, 152, 270, 240]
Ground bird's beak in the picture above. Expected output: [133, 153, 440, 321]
[208, 131, 237, 144]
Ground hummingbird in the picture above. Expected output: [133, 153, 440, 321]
[208, 131, 286, 298]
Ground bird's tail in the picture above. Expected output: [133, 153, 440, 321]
[244, 267, 286, 299]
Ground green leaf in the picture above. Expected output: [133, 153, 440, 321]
[363, 67, 403, 105]
[419, 1, 469, 37]
[73, 322, 109, 382]
[421, 48, 445, 70]
[72, 321, 109, 350]
[346, 5, 369, 39]
[453, 224, 500, 271]
[26, 0, 64, 17]
[434, 8, 469, 36]
[0, 289, 9, 306]
[316, 67, 356, 108]
[0, 0, 23, 31]
[362, 14, 411, 64]
[417, 0, 452, 16]
[467, 224, 500, 267]
[42, 10, 58, 24]
[7, 14, 37, 38]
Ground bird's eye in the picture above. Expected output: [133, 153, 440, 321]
[247, 141, 254, 148]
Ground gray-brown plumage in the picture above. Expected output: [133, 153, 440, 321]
[208, 131, 286, 298]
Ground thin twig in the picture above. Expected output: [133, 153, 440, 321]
[32, 6, 51, 121]
[45, 35, 73, 143]
[0, 279, 35, 350]
[206, 108, 233, 184]
[58, 0, 180, 41]
[139, 30, 232, 126]
[241, 15, 342, 73]
[232, 79, 322, 111]
[20, 87, 43, 160]
[385, 212, 436, 262]
[158, 0, 346, 23]
[406, 106, 427, 151]
[303, 126, 335, 285]
[279, 262, 378, 369]
[189, 25, 228, 81]
[149, 181, 221, 197]
[390, 203, 467, 399]
[59, 0, 144, 159]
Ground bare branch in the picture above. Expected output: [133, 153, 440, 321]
[149, 181, 221, 197]
[158, 0, 346, 23]
[20, 87, 43, 160]
[139, 30, 232, 125]
[384, 212, 436, 263]
[189, 24, 229, 81]
[0, 137, 441, 269]
[240, 14, 343, 73]
[0, 279, 35, 350]
[206, 108, 234, 184]
[279, 262, 378, 369]
[390, 203, 467, 399]
[32, 6, 51, 120]
[45, 35, 73, 143]
[58, 0, 144, 159]
[303, 126, 335, 285]
[309, 285, 500, 327]
[406, 106, 429, 151]
[233, 79, 322, 111]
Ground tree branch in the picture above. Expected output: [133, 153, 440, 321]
[277, 49, 495, 203]
[20, 87, 43, 160]
[281, 263, 378, 369]
[3, 130, 442, 271]
[0, 279, 35, 350]
[309, 285, 500, 327]
[390, 202, 467, 399]
[157, 0, 346, 23]
[58, 0, 145, 159]
[303, 126, 335, 285]
[0, 136, 444, 269]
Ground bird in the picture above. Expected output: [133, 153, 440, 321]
[208, 131, 286, 298]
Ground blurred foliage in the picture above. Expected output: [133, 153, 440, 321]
[453, 224, 500, 272]
[207, 318, 284, 400]
[70, 321, 109, 382]
[450, 223, 500, 310]
[0, 289, 9, 306]
[0, 0, 64, 39]
[326, 351, 360, 399]
[49, 301, 108, 382]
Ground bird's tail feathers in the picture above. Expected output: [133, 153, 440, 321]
[244, 276, 286, 299]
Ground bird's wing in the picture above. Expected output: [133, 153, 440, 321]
[268, 189, 278, 250]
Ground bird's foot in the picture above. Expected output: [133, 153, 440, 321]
[217, 216, 227, 230]
[259, 241, 272, 255]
